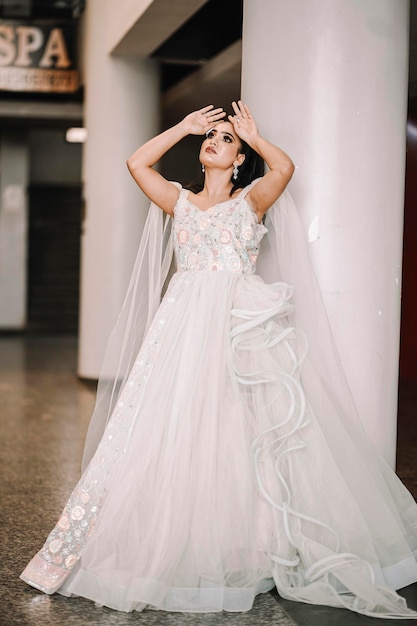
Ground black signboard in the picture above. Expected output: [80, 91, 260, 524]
[0, 20, 79, 92]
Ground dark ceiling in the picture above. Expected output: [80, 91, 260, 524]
[152, 0, 243, 92]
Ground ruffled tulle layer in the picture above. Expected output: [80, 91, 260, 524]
[21, 270, 417, 618]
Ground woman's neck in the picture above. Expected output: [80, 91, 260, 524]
[199, 169, 234, 199]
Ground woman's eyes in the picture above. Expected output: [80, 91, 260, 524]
[206, 131, 232, 143]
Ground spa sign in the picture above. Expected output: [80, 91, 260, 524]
[0, 21, 79, 93]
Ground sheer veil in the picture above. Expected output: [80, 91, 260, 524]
[82, 179, 400, 489]
[81, 198, 175, 470]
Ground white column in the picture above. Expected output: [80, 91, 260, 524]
[242, 0, 409, 466]
[78, 0, 159, 378]
[0, 132, 28, 329]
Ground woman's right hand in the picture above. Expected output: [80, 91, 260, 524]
[181, 105, 226, 135]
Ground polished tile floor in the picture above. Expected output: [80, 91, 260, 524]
[1, 335, 416, 625]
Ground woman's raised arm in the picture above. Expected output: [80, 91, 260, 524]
[127, 105, 226, 215]
[228, 101, 295, 221]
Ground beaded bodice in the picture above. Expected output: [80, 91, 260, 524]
[173, 188, 267, 274]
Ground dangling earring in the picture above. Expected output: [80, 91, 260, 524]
[202, 164, 205, 173]
[233, 164, 239, 180]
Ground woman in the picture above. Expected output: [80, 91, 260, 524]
[21, 102, 417, 618]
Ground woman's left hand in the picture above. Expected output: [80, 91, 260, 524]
[228, 101, 259, 144]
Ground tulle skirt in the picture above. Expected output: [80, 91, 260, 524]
[21, 270, 417, 618]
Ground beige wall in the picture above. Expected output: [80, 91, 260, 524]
[0, 132, 29, 328]
[106, 0, 207, 56]
[77, 0, 160, 378]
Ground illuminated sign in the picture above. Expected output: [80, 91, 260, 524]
[0, 21, 79, 93]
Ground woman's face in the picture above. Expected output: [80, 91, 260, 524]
[199, 121, 244, 171]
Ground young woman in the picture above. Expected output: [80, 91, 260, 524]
[21, 102, 417, 619]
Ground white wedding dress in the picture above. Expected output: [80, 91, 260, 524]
[21, 184, 417, 618]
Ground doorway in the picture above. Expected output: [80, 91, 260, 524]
[27, 184, 82, 333]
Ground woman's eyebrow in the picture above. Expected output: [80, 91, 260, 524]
[206, 129, 236, 140]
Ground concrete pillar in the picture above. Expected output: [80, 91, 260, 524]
[78, 0, 159, 378]
[0, 132, 29, 329]
[242, 0, 409, 466]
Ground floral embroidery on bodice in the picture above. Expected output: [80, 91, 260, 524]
[173, 188, 268, 274]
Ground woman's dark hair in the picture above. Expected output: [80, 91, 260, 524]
[185, 136, 265, 195]
[231, 138, 265, 195]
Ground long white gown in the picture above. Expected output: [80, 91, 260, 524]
[21, 184, 417, 618]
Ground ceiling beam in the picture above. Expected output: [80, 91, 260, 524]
[0, 100, 82, 123]
[110, 0, 208, 57]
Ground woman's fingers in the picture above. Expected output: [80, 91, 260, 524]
[202, 102, 252, 122]
[200, 107, 226, 132]
[231, 101, 240, 118]
[185, 106, 226, 135]
[231, 100, 251, 125]
[229, 101, 259, 140]
[201, 106, 225, 120]
[197, 102, 257, 133]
